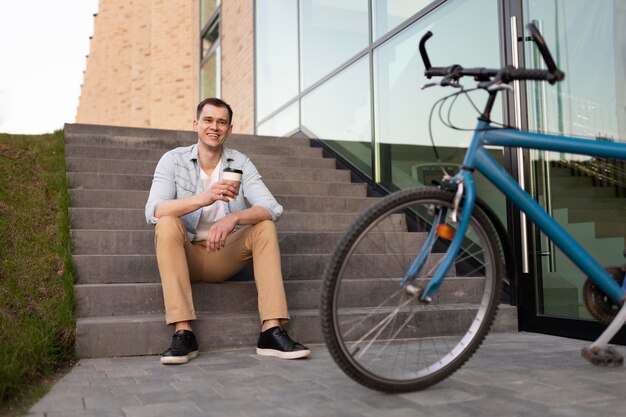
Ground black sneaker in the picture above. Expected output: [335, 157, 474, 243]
[256, 326, 311, 359]
[160, 330, 199, 365]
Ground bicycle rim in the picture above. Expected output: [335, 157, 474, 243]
[321, 188, 503, 392]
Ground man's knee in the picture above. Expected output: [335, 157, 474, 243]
[252, 220, 278, 240]
[255, 219, 276, 233]
[155, 216, 186, 241]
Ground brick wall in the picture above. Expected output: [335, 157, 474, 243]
[76, 0, 200, 131]
[220, 0, 255, 134]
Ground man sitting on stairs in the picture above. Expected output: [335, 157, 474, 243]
[145, 97, 310, 364]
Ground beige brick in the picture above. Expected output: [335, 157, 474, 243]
[220, 0, 254, 134]
[77, 0, 200, 131]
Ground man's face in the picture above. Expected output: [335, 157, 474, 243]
[194, 104, 232, 151]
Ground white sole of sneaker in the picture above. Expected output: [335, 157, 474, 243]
[160, 350, 198, 365]
[256, 347, 311, 360]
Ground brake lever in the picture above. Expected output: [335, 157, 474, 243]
[421, 82, 439, 90]
[487, 82, 514, 92]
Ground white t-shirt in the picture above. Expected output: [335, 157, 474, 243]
[194, 162, 227, 241]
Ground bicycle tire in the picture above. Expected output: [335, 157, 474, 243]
[321, 187, 503, 392]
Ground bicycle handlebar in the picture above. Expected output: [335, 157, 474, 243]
[419, 23, 565, 86]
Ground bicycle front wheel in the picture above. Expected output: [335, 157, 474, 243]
[321, 187, 503, 392]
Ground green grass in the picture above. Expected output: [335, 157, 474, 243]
[0, 130, 75, 415]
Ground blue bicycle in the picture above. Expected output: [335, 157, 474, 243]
[320, 23, 626, 393]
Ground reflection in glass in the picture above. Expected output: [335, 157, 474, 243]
[372, 0, 432, 40]
[255, 0, 299, 121]
[202, 19, 219, 60]
[257, 102, 299, 137]
[200, 0, 219, 29]
[201, 45, 220, 99]
[373, 0, 503, 221]
[299, 0, 368, 89]
[302, 57, 371, 174]
[524, 0, 626, 320]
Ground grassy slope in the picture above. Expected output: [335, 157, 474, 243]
[0, 131, 75, 414]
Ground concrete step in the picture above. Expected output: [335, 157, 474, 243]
[72, 251, 447, 284]
[68, 173, 365, 196]
[70, 208, 152, 230]
[565, 208, 626, 223]
[69, 189, 378, 211]
[75, 277, 489, 318]
[594, 223, 626, 240]
[66, 145, 166, 162]
[65, 155, 337, 173]
[67, 169, 351, 190]
[64, 123, 312, 149]
[549, 175, 619, 187]
[70, 208, 367, 232]
[69, 189, 149, 208]
[550, 184, 620, 199]
[70, 229, 422, 256]
[65, 142, 323, 160]
[71, 254, 326, 283]
[552, 196, 626, 210]
[75, 280, 317, 318]
[75, 304, 517, 358]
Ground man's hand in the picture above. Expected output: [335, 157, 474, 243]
[204, 206, 272, 252]
[204, 180, 238, 206]
[206, 215, 238, 252]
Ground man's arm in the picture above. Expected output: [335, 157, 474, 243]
[205, 206, 272, 252]
[155, 180, 238, 219]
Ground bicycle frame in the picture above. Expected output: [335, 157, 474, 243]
[418, 119, 626, 307]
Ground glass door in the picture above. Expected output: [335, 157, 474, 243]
[521, 1, 626, 333]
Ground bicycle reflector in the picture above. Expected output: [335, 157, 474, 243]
[436, 224, 455, 240]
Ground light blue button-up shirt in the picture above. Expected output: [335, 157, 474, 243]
[145, 144, 283, 240]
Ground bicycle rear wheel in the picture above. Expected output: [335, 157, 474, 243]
[321, 187, 503, 392]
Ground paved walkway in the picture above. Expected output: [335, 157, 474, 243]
[28, 332, 626, 417]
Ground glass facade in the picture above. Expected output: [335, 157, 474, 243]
[302, 56, 372, 174]
[372, 0, 431, 40]
[255, 0, 504, 218]
[200, 1, 221, 99]
[524, 0, 626, 320]
[254, 0, 299, 121]
[299, 1, 369, 90]
[200, 0, 219, 29]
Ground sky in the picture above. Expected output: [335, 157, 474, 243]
[0, 1, 99, 134]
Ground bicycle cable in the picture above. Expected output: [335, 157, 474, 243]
[427, 86, 513, 178]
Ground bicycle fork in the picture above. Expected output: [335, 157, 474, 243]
[401, 171, 476, 303]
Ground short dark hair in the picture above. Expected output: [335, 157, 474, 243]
[196, 97, 233, 124]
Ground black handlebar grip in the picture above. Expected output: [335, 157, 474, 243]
[526, 23, 565, 82]
[425, 67, 451, 78]
[506, 68, 556, 83]
[419, 31, 434, 72]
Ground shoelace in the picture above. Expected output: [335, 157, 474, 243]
[276, 329, 297, 347]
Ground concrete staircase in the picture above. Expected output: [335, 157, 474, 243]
[66, 123, 517, 358]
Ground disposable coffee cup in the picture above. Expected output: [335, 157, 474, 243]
[223, 167, 243, 201]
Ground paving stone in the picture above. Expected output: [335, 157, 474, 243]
[45, 410, 125, 417]
[89, 376, 137, 388]
[110, 382, 174, 395]
[122, 401, 205, 417]
[135, 389, 222, 406]
[29, 333, 626, 417]
[29, 394, 86, 413]
[400, 387, 481, 406]
[516, 386, 616, 408]
[84, 393, 141, 409]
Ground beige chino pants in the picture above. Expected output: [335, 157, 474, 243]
[154, 216, 290, 325]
